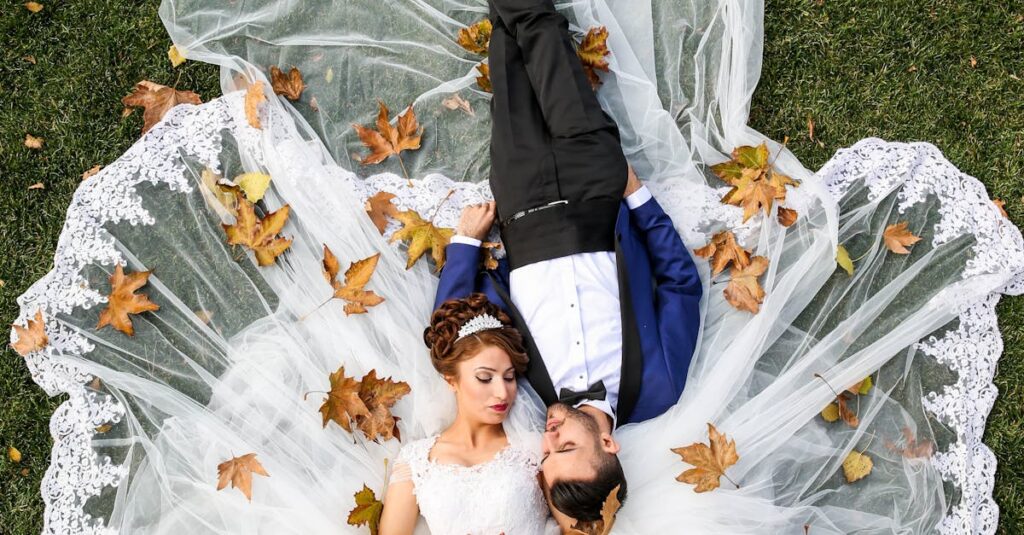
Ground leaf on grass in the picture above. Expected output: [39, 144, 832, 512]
[270, 66, 305, 101]
[777, 206, 798, 227]
[836, 244, 854, 276]
[694, 230, 750, 276]
[24, 134, 43, 149]
[882, 221, 922, 254]
[577, 26, 610, 89]
[352, 100, 423, 165]
[672, 423, 739, 493]
[121, 81, 202, 135]
[24, 1, 43, 12]
[441, 93, 474, 116]
[82, 165, 102, 181]
[993, 198, 1008, 218]
[12, 309, 48, 356]
[245, 81, 267, 129]
[96, 265, 160, 336]
[28, 182, 44, 190]
[456, 19, 492, 56]
[389, 209, 454, 271]
[364, 191, 398, 234]
[168, 45, 186, 67]
[322, 247, 385, 315]
[723, 256, 769, 314]
[234, 172, 272, 203]
[475, 62, 492, 93]
[566, 484, 621, 535]
[842, 450, 872, 483]
[222, 189, 292, 266]
[8, 446, 22, 463]
[348, 484, 384, 535]
[216, 453, 269, 501]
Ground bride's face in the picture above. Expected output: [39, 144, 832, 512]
[447, 345, 517, 425]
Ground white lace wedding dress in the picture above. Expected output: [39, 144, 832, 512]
[12, 0, 1024, 533]
[391, 435, 556, 534]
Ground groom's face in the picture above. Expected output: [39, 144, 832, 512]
[540, 403, 605, 486]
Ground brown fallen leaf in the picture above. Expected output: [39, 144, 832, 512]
[81, 165, 102, 181]
[885, 426, 935, 459]
[694, 230, 751, 276]
[835, 393, 859, 428]
[322, 247, 385, 315]
[319, 366, 370, 434]
[28, 182, 45, 190]
[24, 1, 43, 12]
[356, 370, 411, 442]
[481, 242, 502, 270]
[475, 62, 492, 93]
[24, 134, 43, 149]
[245, 81, 267, 129]
[352, 100, 423, 170]
[222, 189, 292, 266]
[778, 206, 798, 227]
[882, 221, 922, 254]
[441, 93, 474, 116]
[672, 423, 739, 492]
[970, 56, 978, 68]
[12, 309, 48, 356]
[216, 453, 269, 501]
[577, 26, 611, 89]
[23, 55, 36, 64]
[96, 264, 161, 336]
[993, 198, 1008, 218]
[348, 484, 384, 535]
[364, 191, 398, 234]
[566, 484, 621, 535]
[723, 255, 769, 313]
[389, 209, 454, 271]
[456, 19, 492, 56]
[270, 65, 305, 101]
[121, 81, 202, 135]
[842, 450, 872, 483]
[95, 423, 113, 433]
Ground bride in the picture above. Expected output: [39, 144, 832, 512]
[12, 0, 1023, 533]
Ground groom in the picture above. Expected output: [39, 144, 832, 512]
[434, 0, 702, 528]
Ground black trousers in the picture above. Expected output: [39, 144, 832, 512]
[488, 0, 628, 270]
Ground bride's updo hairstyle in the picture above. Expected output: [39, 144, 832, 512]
[423, 293, 528, 377]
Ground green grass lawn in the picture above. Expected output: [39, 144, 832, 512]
[0, 0, 1021, 533]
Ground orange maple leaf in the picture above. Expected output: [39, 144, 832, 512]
[356, 370, 411, 442]
[475, 62, 492, 93]
[216, 452, 269, 501]
[352, 100, 423, 167]
[777, 206, 798, 227]
[365, 191, 398, 234]
[222, 189, 292, 266]
[322, 246, 385, 316]
[672, 423, 740, 493]
[121, 81, 202, 135]
[244, 81, 266, 129]
[577, 26, 611, 89]
[694, 230, 751, 276]
[270, 65, 305, 101]
[882, 221, 922, 254]
[723, 255, 770, 313]
[566, 484, 621, 535]
[96, 264, 160, 336]
[456, 19, 492, 56]
[11, 309, 48, 356]
[319, 366, 371, 434]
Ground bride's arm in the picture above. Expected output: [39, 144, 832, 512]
[379, 463, 419, 535]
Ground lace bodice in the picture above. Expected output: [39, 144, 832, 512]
[392, 435, 554, 535]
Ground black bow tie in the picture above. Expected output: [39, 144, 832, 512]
[558, 380, 607, 406]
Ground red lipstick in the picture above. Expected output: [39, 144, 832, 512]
[490, 403, 509, 413]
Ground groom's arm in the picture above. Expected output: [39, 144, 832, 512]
[433, 202, 512, 311]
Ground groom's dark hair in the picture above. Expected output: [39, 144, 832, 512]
[549, 453, 627, 523]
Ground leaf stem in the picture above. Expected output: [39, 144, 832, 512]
[397, 154, 411, 186]
[428, 189, 456, 222]
[299, 296, 334, 321]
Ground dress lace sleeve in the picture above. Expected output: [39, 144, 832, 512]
[389, 460, 413, 485]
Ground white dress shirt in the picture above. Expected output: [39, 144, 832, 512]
[451, 186, 653, 424]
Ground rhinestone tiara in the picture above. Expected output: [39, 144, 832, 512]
[456, 313, 504, 341]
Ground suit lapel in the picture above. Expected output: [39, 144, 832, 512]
[615, 232, 643, 427]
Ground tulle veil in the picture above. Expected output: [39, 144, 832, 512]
[12, 0, 1024, 533]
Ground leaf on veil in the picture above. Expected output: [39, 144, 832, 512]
[712, 143, 798, 222]
[723, 256, 769, 313]
[882, 221, 922, 254]
[216, 453, 269, 501]
[270, 65, 305, 101]
[577, 26, 611, 89]
[353, 100, 423, 170]
[993, 198, 1008, 218]
[777, 206, 798, 227]
[842, 450, 873, 483]
[11, 309, 48, 356]
[96, 265, 160, 336]
[566, 484, 621, 535]
[835, 244, 855, 276]
[456, 19, 492, 56]
[441, 93, 475, 116]
[694, 230, 750, 276]
[319, 366, 371, 434]
[318, 367, 410, 442]
[885, 427, 935, 459]
[475, 61, 492, 93]
[222, 189, 293, 266]
[121, 81, 202, 135]
[348, 484, 384, 535]
[390, 209, 455, 271]
[846, 376, 873, 395]
[365, 191, 398, 234]
[322, 247, 385, 315]
[199, 168, 239, 217]
[671, 423, 739, 493]
[245, 81, 267, 129]
[234, 172, 272, 203]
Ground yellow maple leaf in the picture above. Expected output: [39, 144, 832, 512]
[456, 19, 492, 56]
[723, 255, 770, 313]
[836, 244, 854, 276]
[348, 484, 384, 535]
[566, 484, 621, 535]
[356, 370, 411, 442]
[322, 246, 385, 316]
[777, 206, 798, 227]
[672, 423, 740, 493]
[475, 62, 492, 93]
[96, 265, 160, 336]
[319, 366, 371, 434]
[11, 309, 48, 356]
[216, 452, 269, 501]
[222, 189, 292, 266]
[389, 209, 454, 271]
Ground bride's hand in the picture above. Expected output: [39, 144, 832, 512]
[623, 164, 642, 198]
[455, 201, 496, 241]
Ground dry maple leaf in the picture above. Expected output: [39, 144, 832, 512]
[672, 422, 739, 493]
[885, 426, 935, 459]
[694, 230, 751, 276]
[96, 264, 160, 336]
[576, 26, 611, 89]
[711, 144, 770, 183]
[356, 370, 411, 442]
[12, 309, 48, 356]
[348, 484, 384, 535]
[475, 61, 492, 93]
[245, 81, 266, 129]
[566, 484, 621, 535]
[441, 93, 474, 116]
[777, 206, 798, 227]
[222, 189, 292, 266]
[842, 450, 872, 483]
[199, 168, 239, 218]
[352, 100, 423, 169]
[121, 81, 202, 135]
[365, 191, 398, 234]
[319, 366, 371, 433]
[456, 19, 492, 56]
[24, 134, 43, 149]
[322, 246, 385, 315]
[722, 174, 779, 222]
[882, 221, 922, 254]
[389, 209, 454, 271]
[993, 198, 1008, 218]
[81, 165, 102, 181]
[835, 393, 859, 428]
[216, 452, 269, 501]
[723, 255, 769, 314]
[270, 65, 305, 101]
[481, 242, 502, 270]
